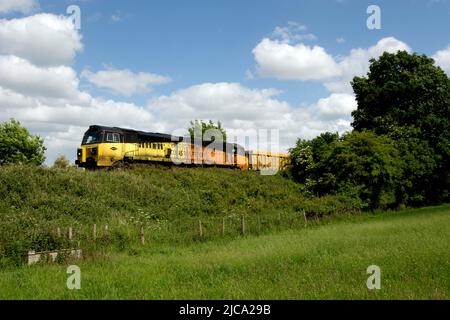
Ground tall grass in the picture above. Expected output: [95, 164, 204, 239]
[0, 205, 448, 299]
[0, 164, 361, 265]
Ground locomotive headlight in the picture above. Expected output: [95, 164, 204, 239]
[77, 149, 82, 157]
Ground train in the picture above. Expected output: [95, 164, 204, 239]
[75, 125, 289, 172]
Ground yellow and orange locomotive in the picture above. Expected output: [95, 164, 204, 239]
[76, 125, 289, 172]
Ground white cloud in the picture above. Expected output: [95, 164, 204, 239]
[312, 93, 357, 120]
[253, 38, 341, 81]
[271, 21, 317, 43]
[148, 82, 355, 150]
[81, 68, 172, 96]
[432, 45, 450, 75]
[324, 37, 412, 93]
[0, 55, 82, 100]
[252, 35, 411, 92]
[150, 83, 290, 126]
[0, 13, 82, 67]
[0, 0, 37, 14]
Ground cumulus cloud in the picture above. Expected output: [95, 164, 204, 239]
[0, 55, 82, 100]
[0, 13, 82, 67]
[324, 37, 412, 93]
[253, 36, 411, 91]
[148, 82, 356, 150]
[312, 93, 357, 120]
[150, 82, 290, 127]
[81, 67, 172, 96]
[253, 38, 341, 81]
[432, 45, 450, 75]
[0, 0, 37, 14]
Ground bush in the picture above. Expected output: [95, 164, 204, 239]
[289, 131, 403, 209]
[53, 155, 71, 169]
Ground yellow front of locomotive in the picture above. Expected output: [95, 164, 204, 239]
[76, 128, 124, 168]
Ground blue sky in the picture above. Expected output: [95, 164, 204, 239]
[45, 0, 450, 105]
[0, 0, 449, 163]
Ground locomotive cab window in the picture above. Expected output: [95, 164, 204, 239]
[106, 133, 121, 143]
[82, 131, 103, 145]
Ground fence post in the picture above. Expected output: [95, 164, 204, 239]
[199, 220, 203, 238]
[57, 227, 61, 238]
[140, 226, 145, 245]
[303, 210, 308, 226]
[241, 215, 246, 236]
[68, 227, 73, 241]
[222, 217, 225, 236]
[93, 224, 97, 241]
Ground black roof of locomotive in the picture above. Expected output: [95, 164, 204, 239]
[87, 125, 245, 151]
[88, 125, 181, 142]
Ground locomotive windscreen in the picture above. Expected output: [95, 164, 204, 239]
[82, 130, 104, 145]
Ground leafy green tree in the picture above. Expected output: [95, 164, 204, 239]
[0, 119, 46, 166]
[188, 120, 227, 142]
[53, 155, 71, 169]
[351, 51, 450, 205]
[290, 131, 403, 209]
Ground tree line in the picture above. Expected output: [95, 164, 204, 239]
[288, 51, 450, 209]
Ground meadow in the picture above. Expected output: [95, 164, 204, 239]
[0, 165, 448, 299]
[0, 204, 448, 299]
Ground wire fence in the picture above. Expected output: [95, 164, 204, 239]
[0, 209, 361, 264]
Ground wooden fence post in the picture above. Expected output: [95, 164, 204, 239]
[199, 220, 203, 238]
[303, 210, 308, 226]
[57, 227, 61, 238]
[241, 215, 246, 236]
[222, 217, 225, 236]
[68, 227, 73, 241]
[140, 226, 145, 245]
[93, 224, 97, 241]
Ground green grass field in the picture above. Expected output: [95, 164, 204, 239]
[0, 204, 449, 300]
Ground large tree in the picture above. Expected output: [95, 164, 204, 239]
[0, 119, 46, 166]
[351, 51, 450, 205]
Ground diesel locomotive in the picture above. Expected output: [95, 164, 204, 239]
[76, 125, 289, 172]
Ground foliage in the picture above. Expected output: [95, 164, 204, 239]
[290, 131, 403, 209]
[53, 155, 71, 169]
[0, 165, 363, 264]
[188, 120, 227, 142]
[351, 51, 450, 205]
[0, 119, 46, 166]
[290, 51, 449, 208]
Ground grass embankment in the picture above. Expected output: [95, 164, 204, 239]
[0, 165, 360, 264]
[0, 205, 449, 299]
